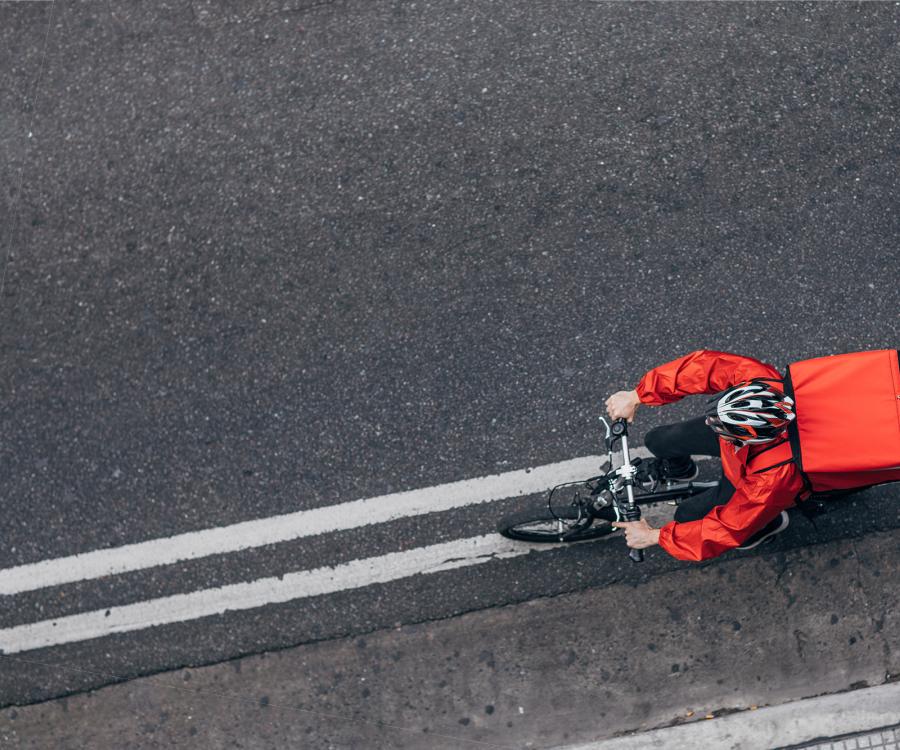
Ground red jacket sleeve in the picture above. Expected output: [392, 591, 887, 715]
[635, 350, 783, 405]
[657, 463, 804, 561]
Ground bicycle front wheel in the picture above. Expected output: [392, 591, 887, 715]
[497, 505, 615, 543]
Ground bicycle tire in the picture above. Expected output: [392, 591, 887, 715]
[497, 505, 615, 543]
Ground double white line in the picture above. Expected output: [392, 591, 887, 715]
[1, 453, 637, 654]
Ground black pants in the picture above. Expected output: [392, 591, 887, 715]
[645, 416, 735, 522]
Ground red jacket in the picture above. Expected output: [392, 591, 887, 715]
[635, 350, 806, 562]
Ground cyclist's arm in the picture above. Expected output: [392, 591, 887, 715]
[635, 350, 782, 406]
[657, 466, 803, 561]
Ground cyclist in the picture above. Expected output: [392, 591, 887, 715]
[604, 350, 802, 561]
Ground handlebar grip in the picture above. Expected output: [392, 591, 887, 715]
[629, 548, 644, 563]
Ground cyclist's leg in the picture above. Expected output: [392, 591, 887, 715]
[673, 475, 735, 522]
[645, 416, 720, 475]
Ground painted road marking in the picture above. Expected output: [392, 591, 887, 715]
[1, 453, 646, 595]
[0, 534, 566, 654]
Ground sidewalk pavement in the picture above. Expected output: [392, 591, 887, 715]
[564, 680, 900, 750]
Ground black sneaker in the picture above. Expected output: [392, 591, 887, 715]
[737, 511, 790, 551]
[635, 458, 699, 488]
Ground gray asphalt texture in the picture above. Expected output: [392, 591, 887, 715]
[1, 0, 899, 712]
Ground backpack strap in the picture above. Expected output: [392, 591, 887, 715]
[749, 434, 815, 502]
[781, 362, 816, 500]
[750, 436, 789, 458]
[782, 363, 805, 474]
[749, 438, 793, 474]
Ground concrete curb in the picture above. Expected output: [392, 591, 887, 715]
[555, 681, 900, 750]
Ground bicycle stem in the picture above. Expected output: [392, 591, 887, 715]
[620, 432, 635, 507]
[600, 417, 645, 562]
[618, 428, 645, 563]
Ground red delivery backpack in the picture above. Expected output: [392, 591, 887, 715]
[781, 349, 900, 494]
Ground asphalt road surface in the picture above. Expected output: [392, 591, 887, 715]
[1, 0, 898, 710]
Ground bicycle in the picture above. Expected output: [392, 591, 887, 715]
[496, 417, 718, 562]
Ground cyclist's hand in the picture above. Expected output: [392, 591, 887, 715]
[605, 389, 641, 423]
[610, 519, 660, 549]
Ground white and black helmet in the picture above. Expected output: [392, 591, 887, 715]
[704, 380, 796, 445]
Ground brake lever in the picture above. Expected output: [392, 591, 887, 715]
[599, 416, 618, 465]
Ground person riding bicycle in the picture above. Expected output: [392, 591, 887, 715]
[605, 349, 803, 561]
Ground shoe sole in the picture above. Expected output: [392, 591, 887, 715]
[636, 461, 700, 490]
[662, 463, 700, 485]
[737, 512, 790, 551]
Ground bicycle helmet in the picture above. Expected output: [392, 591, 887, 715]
[704, 380, 796, 445]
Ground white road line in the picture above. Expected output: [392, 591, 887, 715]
[1, 453, 636, 595]
[0, 534, 565, 654]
